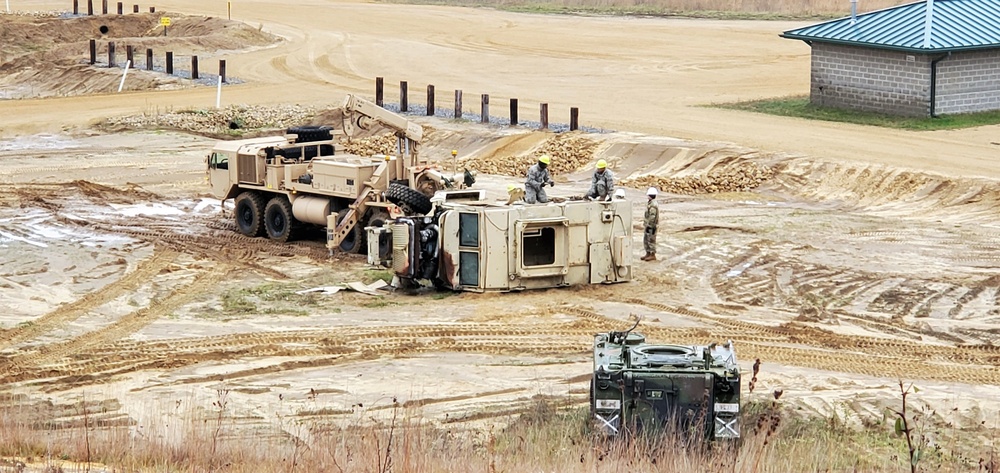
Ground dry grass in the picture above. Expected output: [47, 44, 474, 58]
[380, 0, 910, 19]
[5, 390, 996, 473]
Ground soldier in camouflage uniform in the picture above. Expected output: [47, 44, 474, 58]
[641, 187, 659, 261]
[525, 155, 554, 204]
[586, 159, 614, 201]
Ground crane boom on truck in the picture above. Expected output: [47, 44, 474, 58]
[205, 94, 474, 254]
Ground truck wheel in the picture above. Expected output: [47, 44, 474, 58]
[367, 210, 392, 261]
[234, 192, 266, 237]
[264, 196, 297, 242]
[386, 183, 433, 215]
[335, 208, 365, 254]
[287, 125, 332, 143]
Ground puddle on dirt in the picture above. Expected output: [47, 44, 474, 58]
[0, 133, 81, 151]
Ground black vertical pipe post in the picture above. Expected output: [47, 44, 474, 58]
[87, 0, 93, 15]
[101, 0, 107, 14]
[107, 42, 115, 67]
[481, 94, 489, 124]
[117, 1, 122, 13]
[426, 85, 435, 116]
[219, 60, 226, 83]
[89, 39, 96, 64]
[126, 45, 133, 68]
[146, 48, 153, 70]
[73, 0, 79, 14]
[191, 56, 199, 79]
[400, 81, 408, 112]
[165, 51, 173, 74]
[454, 90, 462, 119]
[374, 76, 383, 106]
[132, 4, 138, 12]
[510, 98, 518, 126]
[540, 103, 548, 130]
[570, 107, 579, 131]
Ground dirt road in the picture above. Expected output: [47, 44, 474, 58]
[5, 0, 999, 179]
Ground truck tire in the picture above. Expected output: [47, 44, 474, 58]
[234, 192, 266, 237]
[335, 208, 365, 254]
[386, 183, 433, 215]
[367, 210, 392, 261]
[287, 125, 332, 143]
[264, 196, 297, 242]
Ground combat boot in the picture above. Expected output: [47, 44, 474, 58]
[646, 253, 657, 261]
[640, 252, 651, 261]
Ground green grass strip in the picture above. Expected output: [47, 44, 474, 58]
[712, 95, 1000, 130]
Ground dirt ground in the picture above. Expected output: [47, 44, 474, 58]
[3, 0, 1000, 454]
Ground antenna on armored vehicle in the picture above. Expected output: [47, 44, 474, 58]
[609, 314, 642, 345]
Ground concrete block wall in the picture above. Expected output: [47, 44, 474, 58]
[935, 49, 1000, 115]
[810, 43, 931, 117]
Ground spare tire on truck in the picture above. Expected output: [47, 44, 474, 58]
[386, 183, 433, 215]
[286, 125, 333, 143]
[286, 126, 334, 159]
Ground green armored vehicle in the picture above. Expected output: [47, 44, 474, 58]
[590, 322, 741, 440]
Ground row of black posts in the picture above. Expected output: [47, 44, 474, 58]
[89, 40, 226, 83]
[73, 0, 156, 15]
[73, 0, 154, 15]
[375, 77, 579, 131]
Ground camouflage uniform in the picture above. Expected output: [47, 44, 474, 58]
[643, 197, 659, 257]
[524, 163, 551, 204]
[587, 169, 615, 201]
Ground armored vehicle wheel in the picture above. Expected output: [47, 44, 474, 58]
[335, 208, 365, 254]
[367, 210, 392, 261]
[234, 192, 266, 237]
[264, 197, 297, 242]
[386, 183, 433, 215]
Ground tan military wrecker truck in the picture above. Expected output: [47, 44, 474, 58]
[206, 94, 473, 253]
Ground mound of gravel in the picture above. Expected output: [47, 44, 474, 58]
[622, 161, 774, 195]
[100, 104, 319, 136]
[458, 133, 599, 177]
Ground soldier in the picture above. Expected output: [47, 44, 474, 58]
[524, 155, 554, 204]
[641, 187, 659, 261]
[586, 159, 614, 201]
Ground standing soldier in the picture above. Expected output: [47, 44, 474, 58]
[525, 155, 554, 204]
[586, 159, 614, 201]
[641, 187, 659, 261]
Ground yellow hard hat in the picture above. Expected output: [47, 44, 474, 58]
[596, 159, 607, 169]
[538, 155, 551, 165]
[507, 184, 516, 192]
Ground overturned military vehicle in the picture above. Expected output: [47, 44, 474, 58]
[365, 186, 633, 292]
[590, 320, 741, 440]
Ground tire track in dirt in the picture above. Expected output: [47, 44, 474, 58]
[7, 296, 1000, 390]
[0, 248, 179, 350]
[621, 297, 1000, 384]
[0, 264, 234, 376]
[711, 253, 1000, 344]
[2, 303, 613, 389]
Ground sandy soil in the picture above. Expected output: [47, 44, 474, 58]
[2, 0, 1000, 453]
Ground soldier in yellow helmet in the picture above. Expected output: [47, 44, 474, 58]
[586, 159, 614, 201]
[524, 155, 554, 204]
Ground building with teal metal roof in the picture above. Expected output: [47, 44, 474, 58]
[781, 0, 1000, 117]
